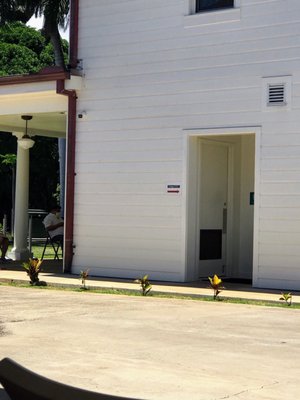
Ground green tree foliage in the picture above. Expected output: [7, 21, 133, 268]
[40, 39, 69, 68]
[0, 22, 45, 53]
[0, 2, 35, 25]
[0, 43, 40, 76]
[0, 23, 42, 75]
[0, 22, 68, 76]
[0, 1, 70, 69]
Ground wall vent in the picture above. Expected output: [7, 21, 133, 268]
[262, 76, 291, 111]
[268, 83, 285, 105]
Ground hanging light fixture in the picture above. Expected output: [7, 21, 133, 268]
[18, 115, 35, 149]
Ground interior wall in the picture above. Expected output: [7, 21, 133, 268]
[208, 134, 255, 279]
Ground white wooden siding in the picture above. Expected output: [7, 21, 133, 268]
[73, 0, 300, 288]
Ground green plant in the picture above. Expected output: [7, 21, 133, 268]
[22, 258, 46, 286]
[0, 153, 16, 167]
[208, 274, 224, 300]
[80, 269, 89, 290]
[279, 292, 292, 306]
[134, 275, 152, 296]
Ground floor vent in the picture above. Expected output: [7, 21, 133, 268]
[268, 83, 285, 105]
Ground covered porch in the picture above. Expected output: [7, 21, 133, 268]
[0, 68, 81, 271]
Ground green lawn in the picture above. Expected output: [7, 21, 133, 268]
[8, 243, 59, 260]
[31, 244, 55, 259]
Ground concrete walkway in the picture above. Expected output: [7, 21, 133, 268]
[0, 285, 300, 400]
[0, 260, 299, 304]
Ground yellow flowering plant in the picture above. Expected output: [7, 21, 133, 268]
[208, 274, 224, 300]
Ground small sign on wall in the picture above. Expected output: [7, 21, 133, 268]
[167, 184, 181, 194]
[250, 192, 254, 205]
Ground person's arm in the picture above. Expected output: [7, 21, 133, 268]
[46, 221, 64, 231]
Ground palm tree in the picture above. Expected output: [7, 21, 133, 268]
[32, 0, 69, 68]
[0, 2, 35, 24]
[0, 0, 69, 69]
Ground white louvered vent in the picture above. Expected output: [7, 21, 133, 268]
[268, 83, 285, 105]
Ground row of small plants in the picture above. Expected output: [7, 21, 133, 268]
[22, 259, 153, 294]
[22, 258, 293, 306]
[208, 273, 293, 306]
[22, 258, 90, 290]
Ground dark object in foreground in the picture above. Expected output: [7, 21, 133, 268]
[0, 358, 140, 400]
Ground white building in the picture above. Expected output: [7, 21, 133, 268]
[1, 0, 300, 290]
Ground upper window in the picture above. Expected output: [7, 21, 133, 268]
[196, 0, 234, 13]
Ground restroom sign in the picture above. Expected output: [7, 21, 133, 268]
[167, 184, 181, 194]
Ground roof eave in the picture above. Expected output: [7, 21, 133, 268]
[0, 67, 70, 87]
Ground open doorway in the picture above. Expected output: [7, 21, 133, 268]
[197, 139, 231, 277]
[186, 131, 257, 282]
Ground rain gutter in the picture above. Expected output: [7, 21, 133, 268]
[56, 0, 80, 272]
[56, 80, 77, 273]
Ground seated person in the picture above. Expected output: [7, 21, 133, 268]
[0, 233, 9, 262]
[43, 205, 64, 250]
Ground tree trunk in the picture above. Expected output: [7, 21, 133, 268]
[43, 12, 66, 69]
[50, 27, 65, 68]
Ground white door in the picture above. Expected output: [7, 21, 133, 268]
[198, 140, 229, 278]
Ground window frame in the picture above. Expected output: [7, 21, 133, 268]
[184, 0, 241, 27]
[195, 0, 234, 13]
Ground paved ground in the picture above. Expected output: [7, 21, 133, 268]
[0, 285, 299, 400]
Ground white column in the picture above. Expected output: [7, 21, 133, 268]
[8, 135, 32, 260]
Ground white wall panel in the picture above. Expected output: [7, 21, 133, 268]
[261, 194, 300, 208]
[260, 231, 300, 245]
[72, 0, 300, 287]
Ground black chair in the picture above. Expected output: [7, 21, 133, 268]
[0, 357, 140, 400]
[41, 232, 62, 260]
